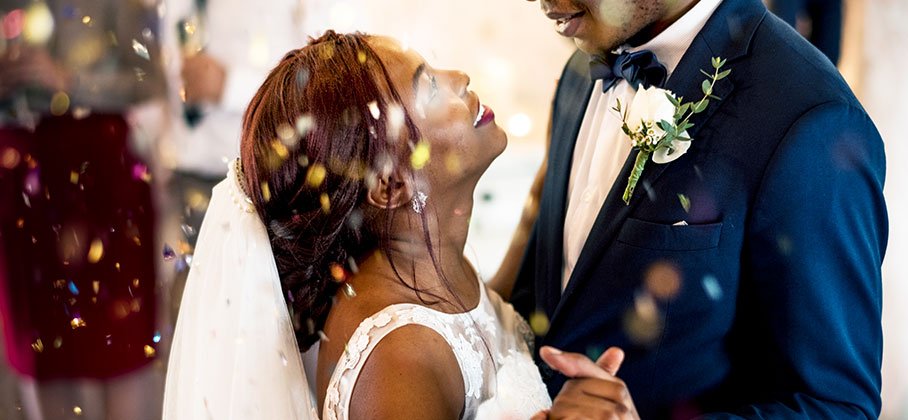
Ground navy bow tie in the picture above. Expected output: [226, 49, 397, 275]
[589, 50, 667, 92]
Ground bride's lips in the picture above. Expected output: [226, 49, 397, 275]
[548, 11, 584, 37]
[473, 101, 495, 128]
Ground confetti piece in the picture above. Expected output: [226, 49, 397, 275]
[132, 163, 151, 182]
[271, 139, 289, 159]
[92, 280, 99, 294]
[329, 263, 345, 282]
[678, 193, 691, 213]
[1, 148, 21, 169]
[529, 311, 549, 336]
[644, 261, 681, 300]
[702, 275, 723, 300]
[132, 39, 150, 60]
[357, 50, 367, 64]
[73, 406, 82, 416]
[296, 114, 315, 136]
[68, 281, 79, 295]
[410, 141, 430, 170]
[31, 339, 43, 353]
[261, 182, 271, 202]
[70, 317, 86, 329]
[50, 91, 70, 116]
[81, 16, 91, 24]
[180, 224, 196, 238]
[153, 332, 161, 343]
[319, 193, 331, 213]
[87, 239, 103, 263]
[69, 170, 79, 184]
[306, 164, 327, 188]
[23, 3, 53, 44]
[144, 345, 156, 358]
[368, 101, 380, 119]
[3, 9, 24, 39]
[53, 336, 62, 349]
[162, 244, 176, 261]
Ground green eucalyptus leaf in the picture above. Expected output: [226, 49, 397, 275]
[701, 80, 712, 95]
[712, 57, 721, 68]
[700, 69, 713, 78]
[717, 69, 731, 80]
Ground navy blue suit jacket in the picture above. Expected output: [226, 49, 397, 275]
[511, 0, 887, 418]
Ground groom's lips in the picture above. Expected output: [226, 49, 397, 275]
[547, 11, 584, 37]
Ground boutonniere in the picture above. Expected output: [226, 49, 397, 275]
[614, 57, 731, 204]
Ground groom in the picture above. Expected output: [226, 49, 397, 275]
[511, 0, 887, 418]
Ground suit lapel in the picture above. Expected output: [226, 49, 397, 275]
[549, 0, 766, 326]
[538, 50, 594, 317]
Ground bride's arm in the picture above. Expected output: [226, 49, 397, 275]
[348, 325, 464, 419]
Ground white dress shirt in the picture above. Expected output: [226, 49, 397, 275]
[561, 0, 724, 290]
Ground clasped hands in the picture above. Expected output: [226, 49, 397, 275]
[531, 346, 640, 420]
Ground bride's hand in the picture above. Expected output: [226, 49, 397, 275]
[530, 346, 640, 420]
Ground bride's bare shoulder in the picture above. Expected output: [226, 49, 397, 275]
[348, 323, 465, 419]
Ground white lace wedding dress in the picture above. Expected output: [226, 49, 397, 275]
[164, 160, 550, 419]
[323, 279, 552, 419]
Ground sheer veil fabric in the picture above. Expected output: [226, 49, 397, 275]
[163, 160, 318, 419]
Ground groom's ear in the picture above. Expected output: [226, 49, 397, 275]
[365, 167, 414, 210]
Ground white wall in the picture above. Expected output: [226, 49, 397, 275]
[861, 1, 908, 417]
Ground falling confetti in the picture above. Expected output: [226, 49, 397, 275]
[506, 113, 533, 138]
[702, 276, 723, 301]
[3, 9, 24, 39]
[132, 163, 151, 182]
[73, 406, 82, 416]
[31, 339, 43, 353]
[144, 345, 156, 358]
[92, 280, 100, 294]
[132, 39, 150, 60]
[329, 263, 346, 282]
[153, 332, 161, 343]
[529, 311, 549, 336]
[368, 101, 381, 119]
[270, 139, 289, 159]
[162, 244, 176, 261]
[1, 148, 20, 169]
[261, 182, 271, 202]
[623, 293, 663, 345]
[410, 141, 431, 170]
[180, 224, 196, 238]
[87, 239, 104, 263]
[306, 164, 327, 188]
[70, 317, 86, 329]
[357, 50, 367, 64]
[644, 261, 681, 300]
[23, 3, 54, 44]
[50, 91, 70, 116]
[68, 281, 79, 295]
[678, 193, 691, 213]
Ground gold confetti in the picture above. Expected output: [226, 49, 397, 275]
[306, 164, 327, 188]
[271, 139, 289, 159]
[132, 278, 140, 288]
[357, 50, 367, 64]
[31, 339, 44, 353]
[410, 141, 431, 170]
[115, 262, 121, 271]
[92, 280, 100, 294]
[53, 336, 63, 349]
[23, 2, 54, 44]
[144, 345, 156, 358]
[50, 91, 70, 116]
[87, 239, 104, 263]
[261, 182, 271, 202]
[320, 193, 331, 213]
[16, 218, 24, 228]
[73, 406, 82, 416]
[70, 317, 86, 329]
[529, 311, 549, 336]
[69, 170, 79, 184]
[81, 16, 91, 24]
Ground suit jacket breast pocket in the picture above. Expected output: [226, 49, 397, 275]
[617, 218, 723, 251]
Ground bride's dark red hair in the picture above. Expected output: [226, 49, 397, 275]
[240, 31, 420, 351]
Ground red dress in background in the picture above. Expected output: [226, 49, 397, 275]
[0, 114, 158, 379]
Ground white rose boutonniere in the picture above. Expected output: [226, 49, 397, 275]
[614, 57, 731, 204]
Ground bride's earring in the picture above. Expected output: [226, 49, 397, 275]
[411, 191, 428, 214]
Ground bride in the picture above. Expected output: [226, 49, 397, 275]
[162, 31, 556, 419]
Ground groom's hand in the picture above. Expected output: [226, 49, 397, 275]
[531, 346, 640, 420]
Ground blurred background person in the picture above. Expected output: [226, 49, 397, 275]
[0, 0, 165, 419]
[154, 0, 310, 321]
[769, 0, 843, 64]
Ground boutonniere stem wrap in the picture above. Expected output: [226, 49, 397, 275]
[614, 57, 731, 204]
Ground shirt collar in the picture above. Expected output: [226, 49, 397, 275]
[622, 0, 724, 78]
